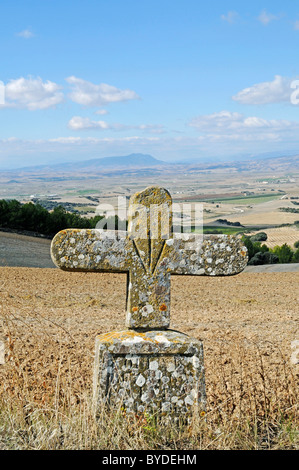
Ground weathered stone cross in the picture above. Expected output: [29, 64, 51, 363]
[51, 186, 248, 329]
[51, 186, 248, 420]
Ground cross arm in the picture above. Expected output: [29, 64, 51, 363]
[167, 233, 248, 276]
[51, 229, 131, 272]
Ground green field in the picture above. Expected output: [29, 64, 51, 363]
[192, 226, 245, 235]
[66, 189, 99, 197]
[208, 193, 284, 205]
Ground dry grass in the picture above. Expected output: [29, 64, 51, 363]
[0, 329, 297, 450]
[0, 268, 298, 450]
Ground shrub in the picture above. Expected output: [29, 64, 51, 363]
[252, 242, 269, 253]
[241, 236, 255, 260]
[241, 236, 270, 262]
[248, 251, 278, 266]
[292, 248, 299, 263]
[250, 232, 268, 242]
[271, 244, 294, 264]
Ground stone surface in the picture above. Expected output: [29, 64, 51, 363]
[51, 186, 248, 329]
[93, 330, 205, 420]
[51, 185, 248, 421]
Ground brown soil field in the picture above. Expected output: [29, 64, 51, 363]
[0, 267, 298, 422]
[258, 226, 299, 249]
[204, 197, 299, 226]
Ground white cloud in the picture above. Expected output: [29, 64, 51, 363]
[189, 110, 295, 131]
[1, 76, 64, 110]
[17, 29, 34, 38]
[68, 116, 165, 133]
[137, 124, 165, 134]
[221, 11, 239, 24]
[258, 9, 278, 25]
[189, 110, 299, 143]
[1, 129, 299, 170]
[95, 109, 109, 115]
[294, 20, 299, 30]
[68, 116, 111, 130]
[66, 76, 140, 107]
[232, 75, 293, 105]
[48, 137, 94, 144]
[0, 76, 140, 111]
[0, 136, 162, 150]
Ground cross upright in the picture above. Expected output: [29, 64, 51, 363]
[51, 186, 248, 330]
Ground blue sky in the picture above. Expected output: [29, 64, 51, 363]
[1, 0, 299, 168]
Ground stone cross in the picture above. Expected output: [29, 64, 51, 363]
[51, 186, 248, 421]
[51, 186, 248, 330]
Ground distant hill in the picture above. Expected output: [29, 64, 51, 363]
[181, 154, 299, 173]
[14, 153, 168, 173]
[2, 152, 299, 176]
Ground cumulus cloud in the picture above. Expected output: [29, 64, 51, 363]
[189, 110, 295, 131]
[188, 110, 299, 143]
[232, 75, 294, 105]
[221, 11, 239, 24]
[1, 76, 64, 110]
[0, 76, 140, 111]
[258, 9, 279, 25]
[68, 116, 165, 133]
[68, 116, 111, 130]
[66, 76, 140, 107]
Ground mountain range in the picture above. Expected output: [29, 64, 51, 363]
[11, 153, 167, 173]
[2, 152, 299, 175]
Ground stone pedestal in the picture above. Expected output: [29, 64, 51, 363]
[93, 330, 206, 421]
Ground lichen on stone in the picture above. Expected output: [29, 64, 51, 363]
[93, 330, 206, 420]
[51, 186, 248, 329]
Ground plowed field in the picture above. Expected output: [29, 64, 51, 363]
[0, 267, 298, 419]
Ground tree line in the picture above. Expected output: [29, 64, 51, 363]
[242, 232, 299, 265]
[0, 199, 121, 237]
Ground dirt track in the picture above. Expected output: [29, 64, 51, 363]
[0, 231, 54, 268]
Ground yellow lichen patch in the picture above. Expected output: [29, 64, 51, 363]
[159, 303, 167, 311]
[97, 330, 147, 343]
[96, 330, 177, 345]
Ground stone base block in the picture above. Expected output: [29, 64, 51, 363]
[93, 330, 206, 421]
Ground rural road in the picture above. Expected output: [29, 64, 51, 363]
[0, 231, 55, 268]
[0, 230, 299, 272]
